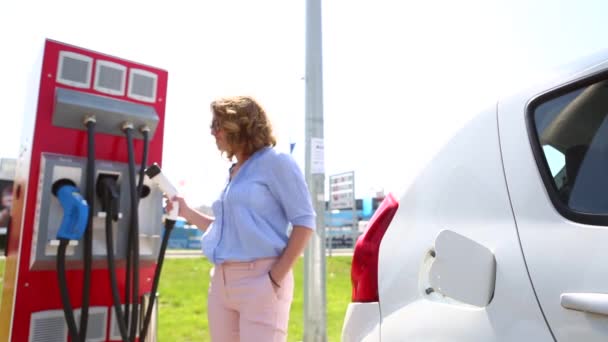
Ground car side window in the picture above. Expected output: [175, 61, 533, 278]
[532, 79, 608, 216]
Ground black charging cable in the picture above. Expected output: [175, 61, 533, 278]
[124, 127, 150, 332]
[123, 123, 141, 342]
[79, 116, 96, 342]
[99, 176, 130, 341]
[53, 179, 89, 342]
[140, 218, 175, 342]
[57, 238, 79, 341]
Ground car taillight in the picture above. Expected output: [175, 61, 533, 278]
[351, 192, 399, 302]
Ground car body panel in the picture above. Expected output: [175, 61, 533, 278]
[341, 302, 381, 342]
[498, 53, 608, 341]
[376, 107, 552, 341]
[342, 49, 608, 342]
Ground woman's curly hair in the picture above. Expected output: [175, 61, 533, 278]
[210, 96, 277, 159]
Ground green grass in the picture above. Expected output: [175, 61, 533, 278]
[0, 259, 4, 287]
[157, 257, 212, 342]
[0, 256, 352, 342]
[158, 256, 352, 342]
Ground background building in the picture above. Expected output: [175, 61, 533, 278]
[0, 158, 16, 255]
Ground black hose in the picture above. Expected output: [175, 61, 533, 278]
[125, 128, 149, 330]
[137, 129, 149, 199]
[140, 219, 175, 342]
[125, 127, 140, 342]
[57, 239, 79, 341]
[124, 243, 131, 331]
[79, 119, 95, 342]
[103, 191, 129, 341]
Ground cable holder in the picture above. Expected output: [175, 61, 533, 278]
[83, 115, 96, 125]
[122, 121, 134, 131]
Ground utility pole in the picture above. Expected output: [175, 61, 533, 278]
[303, 0, 326, 340]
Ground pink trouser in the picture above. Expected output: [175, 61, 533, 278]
[207, 257, 294, 342]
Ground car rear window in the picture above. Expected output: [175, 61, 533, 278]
[530, 77, 608, 223]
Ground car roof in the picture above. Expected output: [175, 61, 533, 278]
[499, 48, 608, 108]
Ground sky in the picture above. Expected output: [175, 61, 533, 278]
[0, 0, 607, 207]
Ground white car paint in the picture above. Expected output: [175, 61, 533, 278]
[342, 50, 608, 341]
[498, 58, 608, 340]
[342, 303, 381, 342]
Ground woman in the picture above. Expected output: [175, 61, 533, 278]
[167, 96, 315, 342]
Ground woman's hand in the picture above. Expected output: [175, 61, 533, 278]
[269, 226, 313, 286]
[268, 270, 281, 291]
[165, 195, 190, 219]
[165, 196, 214, 232]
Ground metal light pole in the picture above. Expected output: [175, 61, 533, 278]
[303, 0, 327, 340]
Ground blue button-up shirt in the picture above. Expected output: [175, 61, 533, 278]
[201, 147, 316, 264]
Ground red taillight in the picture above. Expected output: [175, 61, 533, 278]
[351, 192, 399, 302]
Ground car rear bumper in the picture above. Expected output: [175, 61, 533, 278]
[341, 302, 381, 342]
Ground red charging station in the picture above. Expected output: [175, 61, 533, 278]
[0, 39, 168, 342]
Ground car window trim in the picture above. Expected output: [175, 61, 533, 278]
[525, 69, 608, 226]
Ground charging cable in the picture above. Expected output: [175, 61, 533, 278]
[123, 122, 141, 342]
[124, 126, 151, 332]
[53, 179, 89, 341]
[98, 176, 129, 341]
[139, 163, 178, 342]
[80, 115, 96, 342]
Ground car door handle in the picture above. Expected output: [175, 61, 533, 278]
[561, 293, 608, 316]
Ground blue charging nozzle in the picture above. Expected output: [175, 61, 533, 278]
[52, 179, 89, 240]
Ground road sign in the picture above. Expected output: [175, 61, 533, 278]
[329, 171, 355, 210]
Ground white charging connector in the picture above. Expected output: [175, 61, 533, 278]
[144, 163, 179, 221]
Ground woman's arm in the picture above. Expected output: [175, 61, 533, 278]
[182, 206, 214, 232]
[266, 153, 316, 285]
[166, 196, 214, 232]
[269, 226, 313, 284]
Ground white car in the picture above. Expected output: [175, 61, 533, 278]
[342, 50, 608, 342]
